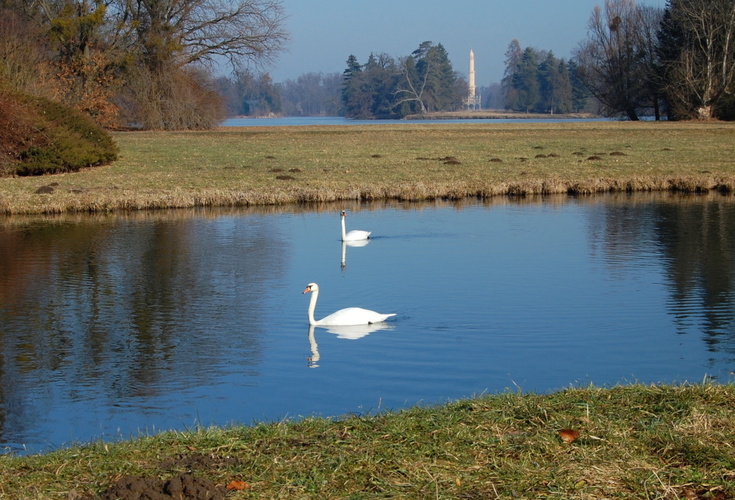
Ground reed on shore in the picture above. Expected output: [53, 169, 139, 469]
[1, 121, 734, 215]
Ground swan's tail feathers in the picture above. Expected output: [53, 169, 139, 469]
[369, 313, 397, 324]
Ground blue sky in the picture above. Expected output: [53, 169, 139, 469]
[267, 0, 668, 85]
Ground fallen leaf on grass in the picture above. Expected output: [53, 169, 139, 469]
[226, 480, 250, 490]
[559, 429, 580, 443]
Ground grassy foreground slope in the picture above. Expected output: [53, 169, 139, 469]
[0, 121, 734, 214]
[1, 384, 733, 498]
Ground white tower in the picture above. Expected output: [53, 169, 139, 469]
[465, 49, 481, 110]
[469, 49, 476, 99]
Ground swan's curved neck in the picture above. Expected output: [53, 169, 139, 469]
[307, 288, 319, 325]
[341, 216, 347, 240]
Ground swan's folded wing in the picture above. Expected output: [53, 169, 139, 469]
[318, 307, 394, 326]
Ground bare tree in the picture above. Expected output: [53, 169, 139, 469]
[0, 9, 49, 95]
[109, 0, 287, 70]
[659, 0, 735, 119]
[0, 0, 287, 129]
[393, 56, 429, 114]
[575, 0, 659, 120]
[107, 0, 287, 129]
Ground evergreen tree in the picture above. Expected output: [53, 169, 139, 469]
[553, 60, 574, 114]
[538, 53, 573, 114]
[341, 42, 458, 119]
[501, 39, 523, 110]
[418, 43, 456, 112]
[537, 51, 558, 113]
[566, 60, 590, 112]
[395, 41, 457, 116]
[513, 47, 539, 112]
[363, 53, 399, 118]
[341, 55, 369, 118]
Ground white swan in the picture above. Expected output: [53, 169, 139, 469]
[303, 283, 395, 326]
[341, 210, 371, 241]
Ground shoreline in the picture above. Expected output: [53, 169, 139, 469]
[1, 383, 733, 498]
[1, 121, 734, 216]
[404, 110, 602, 120]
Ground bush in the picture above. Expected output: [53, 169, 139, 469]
[0, 86, 118, 176]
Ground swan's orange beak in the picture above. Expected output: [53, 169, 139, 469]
[302, 286, 312, 294]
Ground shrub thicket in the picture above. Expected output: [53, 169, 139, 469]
[0, 87, 118, 177]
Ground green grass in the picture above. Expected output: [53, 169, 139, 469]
[1, 384, 733, 498]
[1, 121, 734, 214]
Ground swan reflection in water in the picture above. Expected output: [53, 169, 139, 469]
[341, 239, 370, 269]
[307, 322, 395, 368]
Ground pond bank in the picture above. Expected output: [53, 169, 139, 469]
[1, 383, 733, 498]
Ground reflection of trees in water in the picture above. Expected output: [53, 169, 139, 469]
[0, 214, 285, 444]
[653, 200, 735, 355]
[589, 194, 735, 359]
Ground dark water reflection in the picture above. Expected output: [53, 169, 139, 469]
[1, 193, 734, 454]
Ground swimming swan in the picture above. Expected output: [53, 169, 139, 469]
[303, 283, 395, 326]
[341, 210, 371, 241]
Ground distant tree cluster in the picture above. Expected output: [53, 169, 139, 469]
[279, 73, 342, 116]
[574, 0, 735, 120]
[216, 71, 281, 117]
[215, 70, 342, 117]
[0, 0, 287, 129]
[501, 41, 590, 114]
[340, 42, 466, 119]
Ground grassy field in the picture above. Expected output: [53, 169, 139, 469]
[1, 121, 734, 214]
[1, 384, 733, 499]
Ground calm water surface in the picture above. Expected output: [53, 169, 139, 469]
[1, 194, 734, 454]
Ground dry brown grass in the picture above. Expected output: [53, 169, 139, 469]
[1, 121, 734, 214]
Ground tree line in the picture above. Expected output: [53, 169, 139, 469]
[3, 0, 735, 128]
[214, 41, 467, 119]
[340, 41, 466, 119]
[269, 0, 735, 121]
[574, 0, 735, 120]
[334, 0, 735, 121]
[501, 42, 590, 114]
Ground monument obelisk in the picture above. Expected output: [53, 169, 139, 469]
[469, 49, 476, 100]
[465, 50, 480, 110]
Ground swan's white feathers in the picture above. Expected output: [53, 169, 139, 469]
[341, 210, 370, 241]
[317, 307, 395, 326]
[303, 282, 395, 326]
[343, 229, 371, 241]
